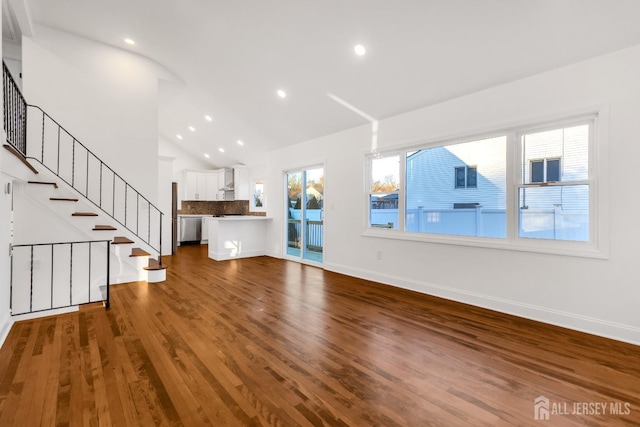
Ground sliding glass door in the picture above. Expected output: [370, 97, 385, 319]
[286, 167, 324, 263]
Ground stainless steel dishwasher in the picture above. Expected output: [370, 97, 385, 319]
[179, 216, 202, 245]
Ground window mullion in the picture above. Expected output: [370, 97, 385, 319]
[398, 153, 406, 231]
[506, 132, 518, 240]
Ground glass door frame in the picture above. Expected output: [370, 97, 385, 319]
[284, 165, 324, 265]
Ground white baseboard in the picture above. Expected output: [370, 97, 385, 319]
[0, 310, 13, 349]
[324, 261, 640, 346]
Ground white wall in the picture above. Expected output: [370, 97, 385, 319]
[0, 2, 11, 347]
[0, 165, 13, 346]
[158, 135, 214, 212]
[265, 43, 640, 345]
[158, 135, 211, 181]
[0, 3, 13, 346]
[22, 25, 170, 202]
[158, 156, 173, 256]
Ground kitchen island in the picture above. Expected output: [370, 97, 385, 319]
[207, 216, 272, 261]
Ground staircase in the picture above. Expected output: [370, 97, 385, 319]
[3, 61, 166, 317]
[21, 172, 166, 283]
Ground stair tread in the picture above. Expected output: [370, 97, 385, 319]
[112, 236, 134, 244]
[130, 248, 151, 257]
[3, 144, 38, 174]
[50, 197, 79, 202]
[93, 225, 117, 231]
[144, 258, 167, 271]
[72, 212, 98, 217]
[28, 180, 58, 188]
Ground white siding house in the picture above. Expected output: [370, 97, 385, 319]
[373, 125, 590, 240]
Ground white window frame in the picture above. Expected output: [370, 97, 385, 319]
[363, 111, 607, 259]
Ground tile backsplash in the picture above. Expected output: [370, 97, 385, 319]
[178, 200, 266, 216]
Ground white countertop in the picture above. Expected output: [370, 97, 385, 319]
[207, 216, 272, 221]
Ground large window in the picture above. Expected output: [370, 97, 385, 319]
[366, 115, 597, 252]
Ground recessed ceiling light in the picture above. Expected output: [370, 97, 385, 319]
[204, 153, 210, 158]
[219, 148, 225, 153]
[237, 139, 244, 146]
[124, 38, 136, 45]
[354, 44, 366, 56]
[204, 115, 212, 122]
[277, 89, 287, 98]
[188, 126, 195, 132]
[176, 134, 183, 140]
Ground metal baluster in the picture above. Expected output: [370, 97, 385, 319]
[72, 139, 76, 187]
[3, 72, 6, 141]
[105, 241, 110, 309]
[30, 246, 34, 313]
[9, 245, 13, 313]
[112, 173, 116, 218]
[158, 212, 163, 265]
[88, 242, 92, 303]
[124, 184, 128, 227]
[69, 243, 73, 306]
[136, 194, 140, 234]
[51, 244, 54, 310]
[57, 126, 61, 175]
[41, 110, 45, 163]
[99, 162, 103, 207]
[85, 150, 89, 198]
[22, 101, 26, 155]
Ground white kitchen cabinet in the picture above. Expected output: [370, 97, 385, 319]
[185, 171, 199, 200]
[184, 170, 224, 200]
[205, 173, 220, 200]
[196, 173, 208, 200]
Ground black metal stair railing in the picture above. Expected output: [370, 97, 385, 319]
[2, 60, 163, 264]
[25, 105, 164, 264]
[10, 240, 111, 315]
[3, 61, 27, 156]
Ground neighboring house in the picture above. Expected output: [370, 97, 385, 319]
[374, 129, 589, 239]
[405, 136, 507, 211]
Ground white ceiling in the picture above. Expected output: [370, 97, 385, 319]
[14, 0, 640, 167]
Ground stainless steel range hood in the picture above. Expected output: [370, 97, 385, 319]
[218, 168, 235, 198]
[217, 168, 234, 190]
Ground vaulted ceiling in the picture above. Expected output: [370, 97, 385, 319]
[8, 0, 640, 167]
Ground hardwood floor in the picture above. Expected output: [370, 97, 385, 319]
[0, 245, 638, 426]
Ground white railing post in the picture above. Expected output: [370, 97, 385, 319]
[476, 205, 483, 237]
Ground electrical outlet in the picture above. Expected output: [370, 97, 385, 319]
[376, 250, 382, 260]
[33, 260, 41, 270]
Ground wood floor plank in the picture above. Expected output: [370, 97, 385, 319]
[124, 298, 212, 426]
[39, 316, 63, 427]
[1, 244, 639, 426]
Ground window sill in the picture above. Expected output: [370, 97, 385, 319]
[361, 228, 608, 260]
